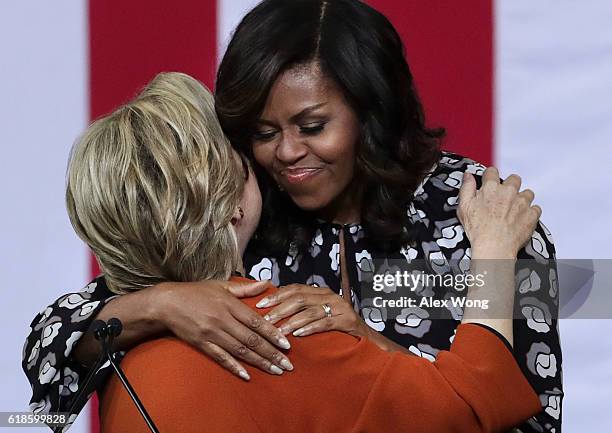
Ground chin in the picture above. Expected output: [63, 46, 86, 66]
[288, 192, 334, 212]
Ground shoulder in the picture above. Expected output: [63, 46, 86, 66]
[408, 151, 487, 224]
[416, 150, 487, 197]
[122, 337, 200, 370]
[413, 151, 557, 254]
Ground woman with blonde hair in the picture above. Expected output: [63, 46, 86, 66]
[60, 72, 540, 432]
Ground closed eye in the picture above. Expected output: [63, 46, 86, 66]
[252, 129, 277, 141]
[299, 122, 326, 135]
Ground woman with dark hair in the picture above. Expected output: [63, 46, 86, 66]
[23, 1, 562, 432]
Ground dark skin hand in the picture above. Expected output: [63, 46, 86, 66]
[73, 279, 294, 381]
[256, 284, 410, 354]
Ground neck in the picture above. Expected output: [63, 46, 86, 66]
[235, 255, 245, 276]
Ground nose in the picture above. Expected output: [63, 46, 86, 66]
[276, 130, 308, 164]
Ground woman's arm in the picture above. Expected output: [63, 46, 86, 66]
[71, 286, 164, 366]
[74, 279, 294, 376]
[23, 276, 295, 420]
[512, 221, 563, 433]
[23, 276, 116, 417]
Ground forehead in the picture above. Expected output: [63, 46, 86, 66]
[262, 62, 343, 116]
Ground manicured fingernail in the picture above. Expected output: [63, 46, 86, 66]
[280, 358, 294, 371]
[239, 370, 250, 381]
[270, 365, 283, 375]
[256, 298, 269, 308]
[293, 328, 306, 337]
[278, 337, 291, 349]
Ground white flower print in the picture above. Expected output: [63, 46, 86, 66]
[521, 297, 552, 334]
[329, 243, 340, 272]
[37, 307, 53, 324]
[362, 305, 386, 332]
[313, 229, 323, 246]
[60, 367, 80, 395]
[78, 301, 101, 317]
[41, 322, 62, 348]
[408, 344, 436, 362]
[249, 257, 273, 281]
[436, 224, 465, 249]
[444, 170, 464, 189]
[59, 293, 88, 310]
[465, 162, 486, 175]
[395, 307, 432, 338]
[517, 268, 542, 294]
[543, 393, 562, 420]
[530, 230, 550, 259]
[355, 250, 372, 268]
[427, 250, 450, 275]
[285, 247, 298, 267]
[39, 361, 57, 385]
[27, 340, 41, 363]
[83, 281, 98, 293]
[64, 331, 84, 357]
[400, 246, 418, 262]
[409, 202, 425, 218]
[535, 353, 558, 378]
[440, 155, 460, 165]
[526, 342, 558, 378]
[29, 396, 51, 414]
[355, 249, 374, 282]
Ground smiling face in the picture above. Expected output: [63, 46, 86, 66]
[251, 62, 363, 223]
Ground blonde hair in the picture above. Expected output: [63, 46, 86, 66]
[66, 72, 243, 294]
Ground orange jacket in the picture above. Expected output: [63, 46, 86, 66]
[100, 278, 541, 433]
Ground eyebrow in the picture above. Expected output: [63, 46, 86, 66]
[256, 102, 327, 127]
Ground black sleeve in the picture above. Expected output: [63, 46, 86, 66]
[22, 275, 119, 427]
[513, 221, 563, 433]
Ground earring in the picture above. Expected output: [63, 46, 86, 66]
[238, 206, 244, 218]
[278, 184, 284, 192]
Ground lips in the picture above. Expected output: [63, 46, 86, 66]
[279, 167, 323, 185]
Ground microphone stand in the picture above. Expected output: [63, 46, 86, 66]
[52, 320, 109, 433]
[101, 318, 160, 433]
[54, 319, 160, 433]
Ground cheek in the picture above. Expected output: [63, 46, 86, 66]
[319, 129, 359, 176]
[253, 143, 275, 172]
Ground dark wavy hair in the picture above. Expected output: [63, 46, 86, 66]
[215, 0, 443, 255]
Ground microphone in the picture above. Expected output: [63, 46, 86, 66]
[92, 319, 108, 340]
[106, 317, 123, 337]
